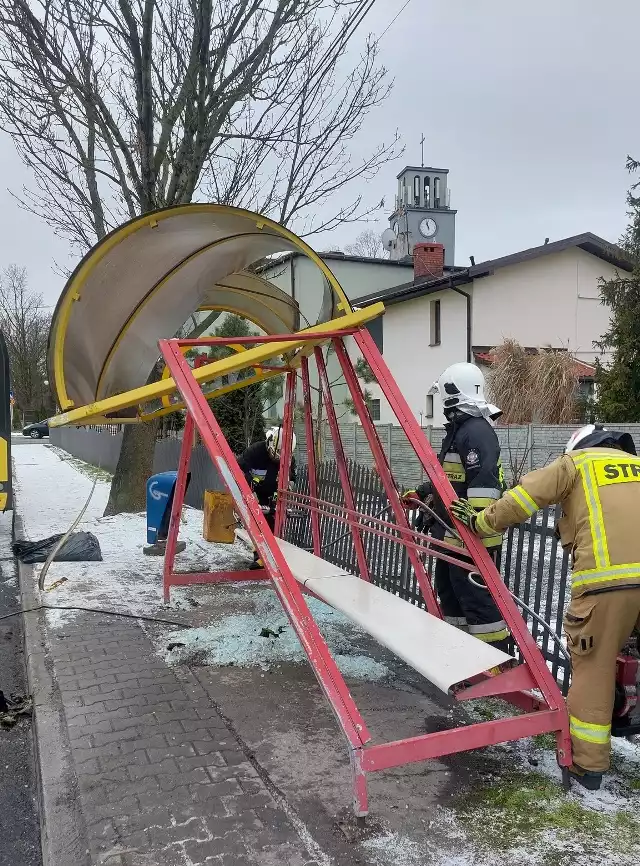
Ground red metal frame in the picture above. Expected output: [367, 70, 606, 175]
[315, 346, 371, 582]
[332, 338, 440, 615]
[354, 327, 572, 765]
[274, 371, 296, 538]
[160, 339, 371, 762]
[158, 324, 572, 818]
[301, 358, 321, 555]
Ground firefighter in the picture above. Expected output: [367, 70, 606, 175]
[237, 426, 297, 569]
[403, 362, 509, 650]
[451, 423, 640, 790]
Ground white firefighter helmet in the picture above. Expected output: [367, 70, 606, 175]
[429, 362, 501, 420]
[266, 426, 296, 460]
[565, 424, 601, 453]
[565, 424, 636, 455]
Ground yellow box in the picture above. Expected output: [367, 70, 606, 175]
[203, 491, 236, 543]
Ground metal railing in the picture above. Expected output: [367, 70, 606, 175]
[285, 460, 571, 693]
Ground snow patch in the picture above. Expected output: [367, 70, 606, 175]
[13, 444, 252, 628]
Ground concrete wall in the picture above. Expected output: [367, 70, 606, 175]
[52, 420, 640, 508]
[50, 427, 224, 508]
[294, 422, 640, 489]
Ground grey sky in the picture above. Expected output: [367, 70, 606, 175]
[0, 0, 637, 307]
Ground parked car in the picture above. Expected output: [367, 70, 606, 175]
[22, 420, 49, 439]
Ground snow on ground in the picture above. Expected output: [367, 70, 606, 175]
[13, 445, 389, 680]
[13, 444, 251, 628]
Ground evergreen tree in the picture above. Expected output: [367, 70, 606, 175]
[594, 157, 640, 421]
[207, 315, 283, 454]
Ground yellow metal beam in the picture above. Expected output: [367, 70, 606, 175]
[73, 366, 285, 426]
[50, 304, 384, 428]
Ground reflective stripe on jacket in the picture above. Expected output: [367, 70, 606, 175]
[476, 447, 640, 597]
[436, 416, 505, 550]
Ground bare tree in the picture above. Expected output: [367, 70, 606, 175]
[0, 0, 400, 248]
[0, 0, 401, 513]
[344, 229, 386, 258]
[0, 266, 52, 423]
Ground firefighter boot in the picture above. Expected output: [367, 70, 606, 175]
[250, 551, 264, 570]
[569, 765, 603, 791]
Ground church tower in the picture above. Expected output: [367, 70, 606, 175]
[387, 165, 457, 267]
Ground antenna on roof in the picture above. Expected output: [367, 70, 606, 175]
[544, 238, 549, 245]
[469, 255, 475, 266]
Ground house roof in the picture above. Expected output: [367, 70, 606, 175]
[258, 250, 416, 270]
[351, 232, 634, 307]
[397, 165, 449, 178]
[473, 348, 596, 380]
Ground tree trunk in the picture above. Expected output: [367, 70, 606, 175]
[103, 313, 220, 516]
[103, 420, 159, 516]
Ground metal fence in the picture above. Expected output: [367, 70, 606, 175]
[50, 426, 572, 690]
[285, 460, 571, 693]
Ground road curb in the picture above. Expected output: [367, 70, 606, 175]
[15, 512, 91, 866]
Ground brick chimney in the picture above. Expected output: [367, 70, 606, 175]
[413, 242, 445, 280]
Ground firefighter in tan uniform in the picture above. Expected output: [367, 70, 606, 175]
[451, 424, 640, 790]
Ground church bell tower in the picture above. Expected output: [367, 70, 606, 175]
[387, 164, 457, 267]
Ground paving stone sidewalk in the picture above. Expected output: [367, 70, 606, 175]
[36, 609, 332, 866]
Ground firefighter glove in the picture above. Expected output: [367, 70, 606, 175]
[450, 498, 479, 533]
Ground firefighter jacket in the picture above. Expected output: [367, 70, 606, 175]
[475, 446, 640, 597]
[237, 441, 296, 506]
[421, 415, 504, 549]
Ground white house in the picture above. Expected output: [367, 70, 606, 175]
[350, 233, 632, 425]
[259, 160, 632, 427]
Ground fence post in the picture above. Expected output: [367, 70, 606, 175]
[352, 422, 357, 461]
[528, 423, 534, 471]
[387, 424, 392, 468]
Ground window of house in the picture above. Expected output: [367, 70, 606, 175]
[368, 398, 381, 421]
[424, 176, 430, 208]
[426, 394, 434, 419]
[365, 317, 383, 354]
[430, 299, 441, 345]
[414, 175, 421, 206]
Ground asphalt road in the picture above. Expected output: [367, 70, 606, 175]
[0, 511, 42, 865]
[11, 436, 48, 446]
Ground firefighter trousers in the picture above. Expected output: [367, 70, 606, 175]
[433, 546, 509, 647]
[564, 587, 640, 773]
[253, 504, 275, 565]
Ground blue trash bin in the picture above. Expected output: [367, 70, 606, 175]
[146, 472, 178, 544]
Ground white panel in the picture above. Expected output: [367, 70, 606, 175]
[303, 575, 512, 693]
[235, 530, 513, 691]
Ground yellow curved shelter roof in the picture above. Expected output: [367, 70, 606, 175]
[48, 204, 353, 413]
